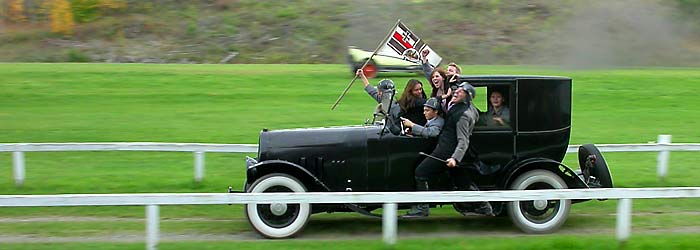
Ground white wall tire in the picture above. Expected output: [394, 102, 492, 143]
[244, 173, 310, 239]
[507, 169, 571, 234]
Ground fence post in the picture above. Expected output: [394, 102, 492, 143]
[146, 205, 159, 250]
[12, 151, 25, 186]
[382, 203, 398, 245]
[616, 198, 632, 243]
[657, 135, 671, 181]
[194, 151, 205, 183]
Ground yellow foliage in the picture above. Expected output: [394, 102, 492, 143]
[49, 0, 74, 35]
[100, 0, 127, 9]
[7, 0, 27, 23]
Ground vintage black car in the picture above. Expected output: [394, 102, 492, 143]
[243, 75, 614, 238]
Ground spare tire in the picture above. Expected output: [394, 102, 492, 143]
[577, 144, 613, 188]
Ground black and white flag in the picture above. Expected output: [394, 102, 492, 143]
[377, 21, 442, 68]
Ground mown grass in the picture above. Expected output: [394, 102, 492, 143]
[0, 212, 698, 237]
[2, 64, 700, 143]
[0, 64, 699, 244]
[1, 234, 699, 250]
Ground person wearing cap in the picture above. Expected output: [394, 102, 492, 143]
[450, 83, 494, 216]
[357, 69, 392, 103]
[447, 84, 479, 169]
[400, 97, 444, 138]
[356, 69, 402, 135]
[404, 82, 493, 218]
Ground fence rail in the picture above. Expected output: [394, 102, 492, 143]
[2, 188, 698, 206]
[2, 135, 700, 186]
[1, 188, 699, 249]
[0, 142, 258, 153]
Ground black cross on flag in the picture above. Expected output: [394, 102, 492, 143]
[377, 21, 442, 68]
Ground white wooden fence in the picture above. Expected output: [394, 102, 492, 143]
[1, 187, 699, 249]
[0, 143, 258, 186]
[3, 135, 700, 186]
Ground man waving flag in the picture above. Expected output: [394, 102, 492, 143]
[377, 21, 442, 68]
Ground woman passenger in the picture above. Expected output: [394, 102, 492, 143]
[427, 68, 452, 112]
[397, 79, 427, 126]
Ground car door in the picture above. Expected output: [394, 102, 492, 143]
[364, 126, 436, 192]
[385, 134, 436, 191]
[470, 81, 516, 186]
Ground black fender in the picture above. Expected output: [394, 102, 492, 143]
[501, 157, 588, 190]
[246, 160, 331, 192]
[247, 160, 384, 217]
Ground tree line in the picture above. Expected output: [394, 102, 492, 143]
[1, 0, 127, 35]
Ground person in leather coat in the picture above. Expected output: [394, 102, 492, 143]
[404, 83, 494, 218]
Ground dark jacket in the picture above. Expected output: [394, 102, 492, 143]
[452, 104, 479, 161]
[399, 98, 427, 126]
[431, 102, 469, 159]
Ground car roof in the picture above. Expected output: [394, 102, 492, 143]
[459, 75, 571, 81]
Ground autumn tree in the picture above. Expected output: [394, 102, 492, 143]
[0, 1, 4, 20]
[48, 0, 74, 35]
[68, 0, 126, 23]
[99, 0, 127, 10]
[5, 0, 27, 23]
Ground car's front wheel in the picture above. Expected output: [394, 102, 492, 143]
[244, 173, 311, 238]
[507, 169, 571, 234]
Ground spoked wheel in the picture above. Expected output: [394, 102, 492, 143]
[507, 170, 571, 234]
[244, 173, 310, 238]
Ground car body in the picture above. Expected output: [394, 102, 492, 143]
[347, 46, 423, 78]
[243, 75, 614, 238]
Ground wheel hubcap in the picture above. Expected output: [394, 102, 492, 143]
[533, 200, 548, 210]
[518, 182, 559, 220]
[270, 203, 288, 216]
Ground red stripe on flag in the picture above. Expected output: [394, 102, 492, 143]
[393, 31, 413, 49]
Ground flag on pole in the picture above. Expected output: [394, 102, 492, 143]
[377, 21, 442, 68]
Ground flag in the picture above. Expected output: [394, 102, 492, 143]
[377, 21, 442, 68]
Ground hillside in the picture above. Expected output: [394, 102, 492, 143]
[1, 0, 699, 66]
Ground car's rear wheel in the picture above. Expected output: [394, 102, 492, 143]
[245, 173, 310, 239]
[507, 169, 571, 234]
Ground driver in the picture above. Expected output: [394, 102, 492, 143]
[357, 69, 402, 135]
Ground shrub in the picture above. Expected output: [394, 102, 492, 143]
[67, 49, 91, 62]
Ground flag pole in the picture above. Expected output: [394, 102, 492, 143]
[331, 19, 401, 110]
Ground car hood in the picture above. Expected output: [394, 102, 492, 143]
[258, 125, 375, 161]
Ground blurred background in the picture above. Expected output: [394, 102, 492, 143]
[2, 1, 700, 249]
[1, 0, 700, 67]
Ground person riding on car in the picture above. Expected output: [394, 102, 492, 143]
[397, 79, 427, 126]
[405, 83, 494, 218]
[357, 69, 402, 135]
[401, 97, 444, 138]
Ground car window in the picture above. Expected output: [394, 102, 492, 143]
[473, 86, 488, 112]
[475, 84, 512, 130]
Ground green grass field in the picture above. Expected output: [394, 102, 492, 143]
[1, 64, 699, 248]
[1, 234, 699, 250]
